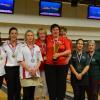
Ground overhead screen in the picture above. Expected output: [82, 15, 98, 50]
[88, 5, 100, 20]
[39, 1, 62, 17]
[0, 0, 14, 14]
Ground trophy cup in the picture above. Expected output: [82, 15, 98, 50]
[53, 42, 59, 62]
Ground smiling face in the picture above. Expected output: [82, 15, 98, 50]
[88, 41, 95, 53]
[38, 30, 46, 41]
[51, 27, 60, 38]
[60, 29, 66, 37]
[60, 27, 67, 37]
[76, 39, 84, 51]
[25, 31, 34, 44]
[9, 29, 18, 42]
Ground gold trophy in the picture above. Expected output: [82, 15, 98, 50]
[53, 42, 59, 62]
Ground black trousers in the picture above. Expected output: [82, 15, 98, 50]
[0, 75, 5, 89]
[45, 64, 67, 100]
[66, 64, 69, 76]
[86, 78, 100, 100]
[5, 66, 21, 100]
[23, 86, 35, 100]
[72, 84, 87, 100]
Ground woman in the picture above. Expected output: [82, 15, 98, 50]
[3, 27, 21, 100]
[45, 24, 71, 100]
[17, 30, 43, 100]
[70, 38, 89, 100]
[60, 26, 73, 81]
[86, 40, 100, 100]
[35, 28, 48, 99]
[0, 32, 6, 89]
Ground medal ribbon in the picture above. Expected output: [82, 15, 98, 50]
[77, 52, 82, 64]
[27, 44, 34, 59]
[8, 42, 16, 55]
[88, 52, 94, 65]
[41, 43, 46, 55]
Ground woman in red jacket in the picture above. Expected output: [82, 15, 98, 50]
[35, 28, 48, 100]
[45, 24, 71, 100]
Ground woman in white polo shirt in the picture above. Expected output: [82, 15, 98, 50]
[3, 27, 21, 100]
[0, 33, 6, 89]
[17, 30, 43, 100]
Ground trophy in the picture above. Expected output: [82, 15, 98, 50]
[53, 42, 60, 62]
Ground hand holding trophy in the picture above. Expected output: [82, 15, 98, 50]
[53, 41, 60, 62]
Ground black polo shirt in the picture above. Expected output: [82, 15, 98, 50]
[88, 51, 100, 81]
[70, 50, 89, 86]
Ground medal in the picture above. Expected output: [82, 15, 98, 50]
[31, 59, 34, 63]
[78, 64, 81, 67]
[8, 42, 17, 58]
[12, 54, 16, 58]
[76, 51, 82, 70]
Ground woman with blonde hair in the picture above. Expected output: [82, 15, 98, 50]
[35, 28, 48, 100]
[86, 40, 100, 100]
[17, 30, 43, 100]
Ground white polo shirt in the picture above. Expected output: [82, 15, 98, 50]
[17, 43, 43, 79]
[3, 41, 22, 67]
[0, 46, 6, 76]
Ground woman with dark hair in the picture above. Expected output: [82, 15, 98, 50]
[0, 32, 6, 89]
[3, 27, 21, 100]
[17, 30, 43, 100]
[45, 24, 71, 100]
[70, 38, 89, 100]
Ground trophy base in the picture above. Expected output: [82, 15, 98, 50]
[53, 58, 58, 63]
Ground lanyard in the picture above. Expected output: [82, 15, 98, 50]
[76, 52, 82, 63]
[27, 44, 34, 58]
[8, 42, 16, 54]
[88, 52, 94, 65]
[41, 43, 46, 55]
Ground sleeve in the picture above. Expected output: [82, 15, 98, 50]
[2, 43, 6, 52]
[64, 38, 71, 51]
[69, 54, 73, 65]
[97, 52, 100, 65]
[69, 51, 75, 65]
[1, 47, 6, 66]
[86, 54, 90, 66]
[16, 45, 24, 62]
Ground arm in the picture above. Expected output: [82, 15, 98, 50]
[19, 60, 41, 76]
[34, 60, 41, 71]
[70, 64, 78, 76]
[70, 64, 80, 80]
[53, 38, 71, 58]
[54, 49, 71, 58]
[70, 64, 89, 80]
[79, 65, 89, 76]
[77, 65, 89, 80]
[19, 61, 31, 72]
